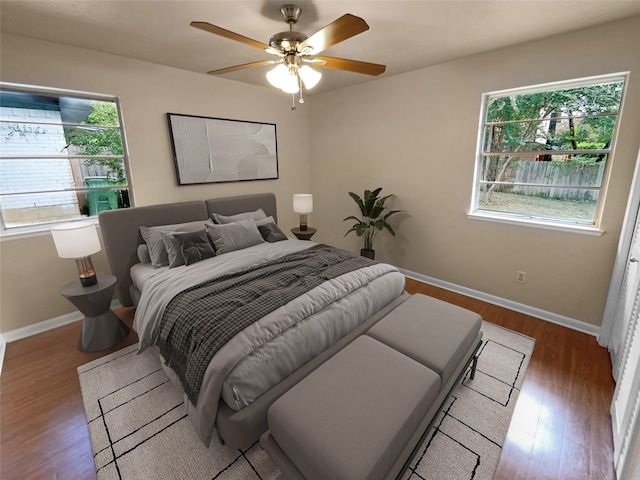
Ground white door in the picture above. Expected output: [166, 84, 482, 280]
[610, 203, 640, 479]
[610, 213, 640, 379]
[610, 296, 640, 479]
[606, 148, 640, 479]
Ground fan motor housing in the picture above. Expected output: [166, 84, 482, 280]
[269, 31, 308, 52]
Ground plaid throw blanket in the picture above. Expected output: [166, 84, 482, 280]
[156, 244, 375, 405]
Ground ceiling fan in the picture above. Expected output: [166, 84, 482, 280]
[191, 4, 386, 108]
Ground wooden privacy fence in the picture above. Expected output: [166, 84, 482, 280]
[497, 161, 605, 201]
[80, 162, 110, 178]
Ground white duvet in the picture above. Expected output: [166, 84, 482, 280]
[132, 239, 406, 445]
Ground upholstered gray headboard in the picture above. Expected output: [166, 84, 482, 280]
[99, 192, 277, 307]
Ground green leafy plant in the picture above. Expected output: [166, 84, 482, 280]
[344, 188, 403, 252]
[65, 101, 126, 184]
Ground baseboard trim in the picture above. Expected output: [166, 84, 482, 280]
[2, 273, 600, 349]
[2, 300, 123, 343]
[401, 268, 601, 337]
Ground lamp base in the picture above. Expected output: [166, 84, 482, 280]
[76, 256, 97, 287]
[79, 273, 97, 287]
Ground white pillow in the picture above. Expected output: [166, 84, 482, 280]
[211, 208, 267, 224]
[205, 219, 265, 254]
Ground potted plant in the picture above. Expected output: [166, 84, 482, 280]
[343, 187, 403, 260]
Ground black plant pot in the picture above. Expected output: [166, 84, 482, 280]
[360, 249, 375, 260]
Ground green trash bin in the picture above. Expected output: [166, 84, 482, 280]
[84, 177, 119, 217]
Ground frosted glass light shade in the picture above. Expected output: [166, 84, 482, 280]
[298, 66, 321, 89]
[51, 221, 101, 258]
[267, 64, 289, 88]
[267, 64, 300, 94]
[293, 194, 313, 214]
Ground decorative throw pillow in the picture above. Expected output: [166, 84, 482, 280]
[140, 220, 212, 268]
[162, 232, 189, 268]
[173, 229, 215, 266]
[205, 219, 265, 254]
[258, 222, 288, 243]
[211, 208, 267, 225]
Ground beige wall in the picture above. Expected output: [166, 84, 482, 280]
[0, 33, 312, 334]
[308, 15, 640, 327]
[2, 16, 639, 335]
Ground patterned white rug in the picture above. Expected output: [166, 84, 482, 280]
[77, 321, 534, 480]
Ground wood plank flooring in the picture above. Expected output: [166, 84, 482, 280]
[1, 307, 138, 480]
[1, 279, 616, 479]
[404, 278, 616, 480]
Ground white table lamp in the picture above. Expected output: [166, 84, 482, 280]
[293, 194, 313, 231]
[51, 221, 101, 287]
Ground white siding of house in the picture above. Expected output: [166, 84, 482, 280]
[0, 107, 77, 210]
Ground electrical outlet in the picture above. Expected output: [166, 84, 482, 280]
[516, 270, 527, 284]
[399, 245, 406, 256]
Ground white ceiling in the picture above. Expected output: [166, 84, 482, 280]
[2, 0, 640, 95]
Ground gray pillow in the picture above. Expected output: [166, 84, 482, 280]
[173, 229, 215, 266]
[205, 219, 265, 254]
[137, 244, 151, 264]
[258, 222, 288, 243]
[162, 231, 196, 268]
[140, 220, 212, 268]
[211, 208, 267, 224]
[255, 215, 275, 227]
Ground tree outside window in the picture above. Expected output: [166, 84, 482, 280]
[473, 75, 626, 226]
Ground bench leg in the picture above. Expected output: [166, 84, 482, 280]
[470, 354, 479, 380]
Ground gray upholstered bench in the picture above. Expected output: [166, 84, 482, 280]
[260, 294, 483, 480]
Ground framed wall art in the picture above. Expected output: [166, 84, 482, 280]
[167, 113, 279, 185]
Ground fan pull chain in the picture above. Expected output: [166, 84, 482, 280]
[291, 92, 296, 110]
[298, 75, 305, 104]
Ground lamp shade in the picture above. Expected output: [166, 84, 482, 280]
[267, 64, 288, 88]
[267, 64, 300, 94]
[293, 194, 313, 214]
[298, 66, 322, 89]
[51, 221, 101, 258]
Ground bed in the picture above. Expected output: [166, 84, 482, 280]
[99, 193, 408, 449]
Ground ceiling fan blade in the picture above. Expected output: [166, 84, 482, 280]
[191, 21, 272, 51]
[207, 60, 277, 75]
[312, 56, 386, 76]
[299, 14, 369, 55]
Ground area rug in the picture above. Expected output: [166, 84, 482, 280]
[77, 321, 534, 480]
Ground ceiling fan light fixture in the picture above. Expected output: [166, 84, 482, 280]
[280, 75, 300, 94]
[266, 64, 288, 88]
[267, 64, 299, 93]
[194, 4, 385, 108]
[298, 65, 322, 89]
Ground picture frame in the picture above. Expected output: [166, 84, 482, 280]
[167, 113, 279, 185]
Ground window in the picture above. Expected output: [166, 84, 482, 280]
[0, 83, 131, 233]
[470, 74, 626, 231]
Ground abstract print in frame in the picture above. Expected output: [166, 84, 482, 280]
[167, 113, 278, 185]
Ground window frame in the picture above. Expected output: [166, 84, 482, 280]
[468, 73, 629, 235]
[0, 82, 133, 236]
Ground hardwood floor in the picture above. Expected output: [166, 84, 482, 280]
[1, 307, 138, 480]
[404, 278, 616, 480]
[1, 279, 616, 479]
